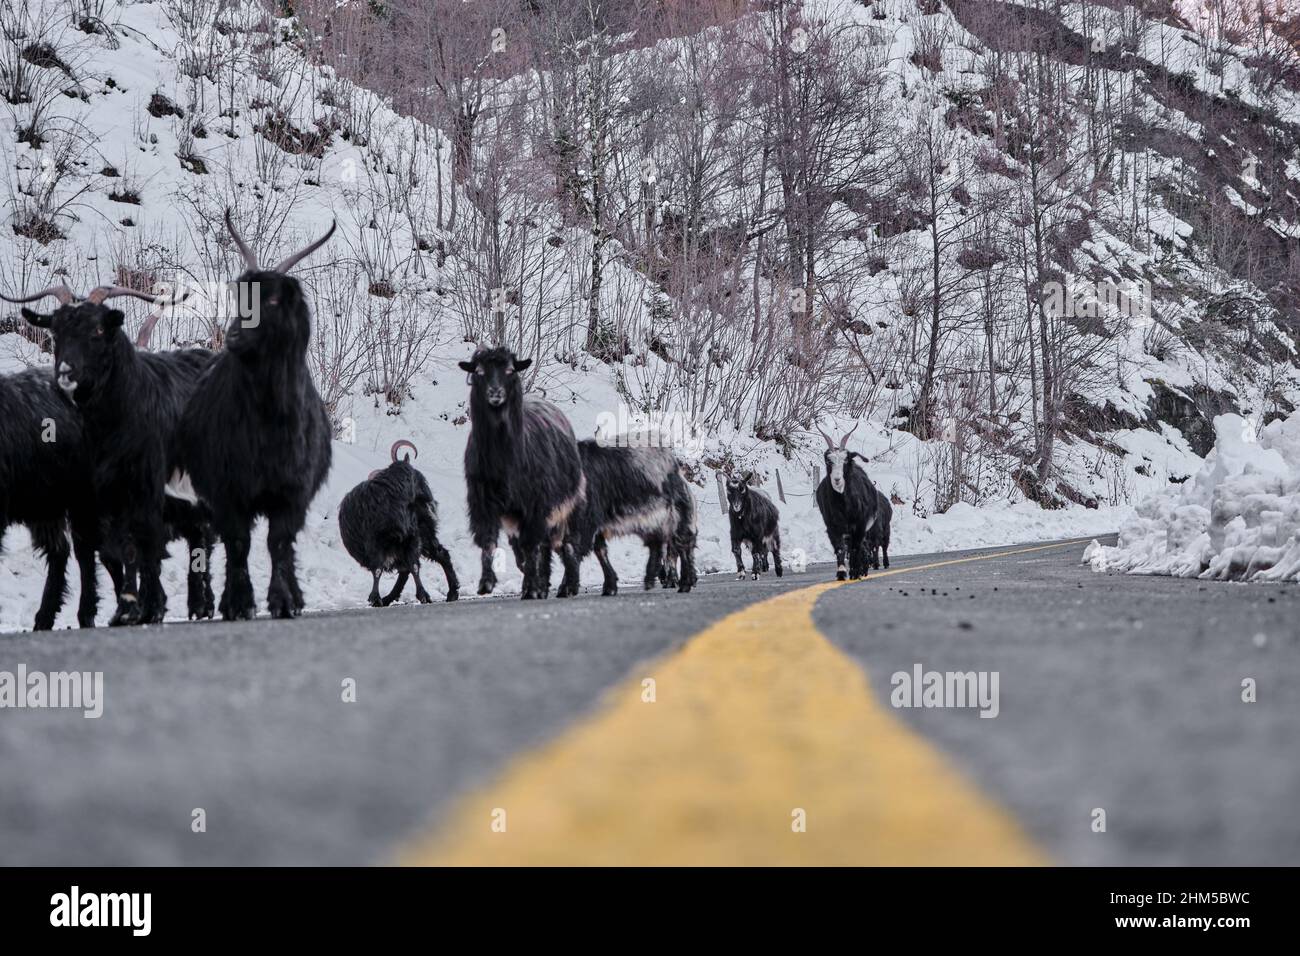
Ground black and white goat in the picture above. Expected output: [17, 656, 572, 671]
[0, 366, 110, 629]
[174, 212, 334, 620]
[339, 440, 459, 606]
[459, 348, 584, 600]
[814, 423, 885, 580]
[559, 440, 698, 597]
[724, 474, 783, 580]
[8, 283, 214, 625]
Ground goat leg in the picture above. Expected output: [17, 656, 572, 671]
[219, 528, 256, 621]
[426, 538, 459, 601]
[31, 522, 69, 631]
[477, 544, 498, 595]
[368, 569, 384, 607]
[411, 565, 433, 604]
[591, 534, 617, 597]
[266, 510, 304, 620]
[382, 571, 409, 606]
[70, 518, 100, 628]
[643, 537, 663, 591]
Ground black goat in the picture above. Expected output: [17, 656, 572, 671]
[9, 284, 215, 625]
[725, 474, 783, 580]
[339, 439, 459, 606]
[174, 212, 334, 620]
[459, 348, 584, 600]
[866, 485, 892, 570]
[559, 440, 698, 597]
[814, 423, 883, 580]
[0, 366, 110, 629]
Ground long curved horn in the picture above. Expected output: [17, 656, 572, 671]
[85, 286, 186, 306]
[135, 311, 163, 348]
[0, 285, 76, 306]
[391, 439, 417, 463]
[224, 208, 259, 271]
[816, 425, 835, 449]
[273, 220, 337, 274]
[839, 419, 862, 448]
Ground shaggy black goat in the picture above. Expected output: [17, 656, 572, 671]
[558, 440, 698, 597]
[814, 423, 883, 580]
[0, 366, 109, 629]
[459, 347, 584, 600]
[9, 283, 215, 625]
[339, 439, 460, 606]
[174, 212, 334, 620]
[725, 474, 783, 580]
[866, 485, 892, 570]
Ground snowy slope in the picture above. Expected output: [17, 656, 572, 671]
[4, 0, 1297, 628]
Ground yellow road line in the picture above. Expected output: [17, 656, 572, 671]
[398, 539, 1088, 865]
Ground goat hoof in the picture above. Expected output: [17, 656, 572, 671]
[368, 595, 383, 608]
[751, 572, 760, 580]
[736, 572, 746, 581]
[416, 592, 433, 604]
[477, 579, 495, 596]
[445, 589, 459, 602]
[835, 570, 847, 581]
[33, 613, 55, 631]
[602, 584, 618, 597]
[268, 598, 295, 620]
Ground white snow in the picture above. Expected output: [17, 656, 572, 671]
[1085, 411, 1300, 582]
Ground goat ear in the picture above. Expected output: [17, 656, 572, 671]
[21, 308, 52, 328]
[514, 358, 532, 372]
[104, 309, 125, 330]
[458, 360, 476, 373]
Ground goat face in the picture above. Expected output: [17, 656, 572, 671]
[224, 271, 309, 358]
[459, 348, 531, 417]
[824, 447, 851, 494]
[23, 303, 126, 403]
[725, 477, 751, 515]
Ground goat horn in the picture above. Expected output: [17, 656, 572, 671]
[273, 220, 337, 274]
[135, 311, 163, 348]
[391, 439, 417, 463]
[816, 425, 835, 449]
[224, 208, 259, 271]
[0, 284, 76, 306]
[85, 286, 187, 306]
[839, 419, 862, 448]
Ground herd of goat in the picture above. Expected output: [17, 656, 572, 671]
[0, 214, 893, 631]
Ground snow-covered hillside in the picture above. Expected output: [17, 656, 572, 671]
[2, 0, 1297, 628]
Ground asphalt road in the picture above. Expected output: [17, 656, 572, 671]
[0, 536, 1295, 865]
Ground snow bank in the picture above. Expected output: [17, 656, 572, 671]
[1085, 412, 1300, 582]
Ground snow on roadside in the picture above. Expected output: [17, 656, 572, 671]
[1085, 412, 1300, 583]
